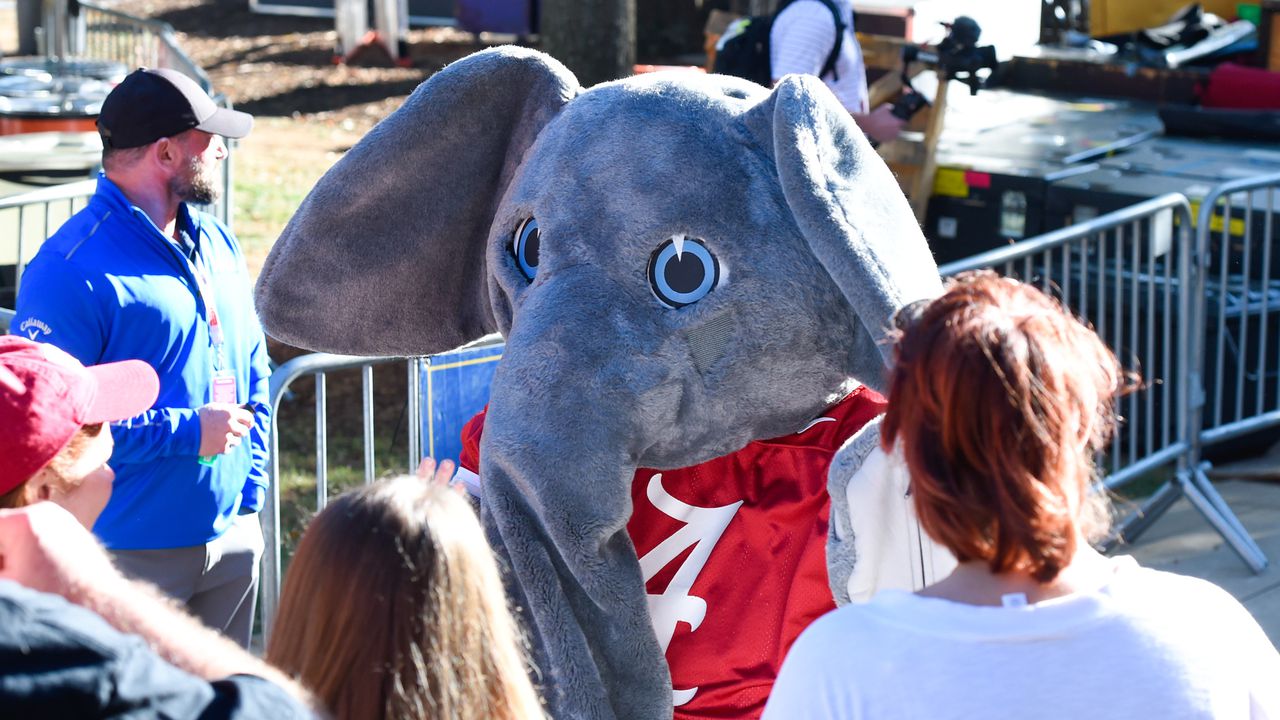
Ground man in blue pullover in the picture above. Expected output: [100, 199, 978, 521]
[13, 68, 271, 648]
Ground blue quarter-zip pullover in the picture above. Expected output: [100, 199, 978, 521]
[13, 175, 271, 550]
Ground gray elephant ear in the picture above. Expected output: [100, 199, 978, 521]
[256, 47, 579, 355]
[742, 74, 942, 391]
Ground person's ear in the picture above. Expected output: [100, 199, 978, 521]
[738, 74, 942, 392]
[257, 47, 579, 356]
[22, 474, 52, 504]
[152, 137, 180, 173]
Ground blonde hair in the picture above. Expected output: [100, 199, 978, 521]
[267, 476, 544, 720]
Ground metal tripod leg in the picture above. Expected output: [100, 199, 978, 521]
[1182, 465, 1269, 573]
[1110, 479, 1182, 549]
[1192, 463, 1255, 545]
[1107, 469, 1268, 574]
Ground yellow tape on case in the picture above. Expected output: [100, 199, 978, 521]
[933, 168, 970, 199]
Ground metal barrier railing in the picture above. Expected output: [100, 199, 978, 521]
[939, 193, 1196, 494]
[76, 1, 215, 93]
[1194, 175, 1280, 445]
[0, 179, 96, 315]
[1174, 173, 1280, 572]
[260, 353, 424, 640]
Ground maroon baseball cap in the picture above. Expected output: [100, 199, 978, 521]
[97, 68, 253, 149]
[0, 337, 159, 495]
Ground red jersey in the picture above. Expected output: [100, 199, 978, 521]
[459, 386, 886, 719]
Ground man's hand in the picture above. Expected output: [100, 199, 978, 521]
[854, 103, 907, 145]
[197, 403, 254, 456]
[0, 502, 124, 601]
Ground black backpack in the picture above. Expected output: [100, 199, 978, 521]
[713, 0, 846, 88]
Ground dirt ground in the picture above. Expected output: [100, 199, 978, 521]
[119, 0, 491, 127]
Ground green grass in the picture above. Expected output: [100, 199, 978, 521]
[229, 118, 366, 277]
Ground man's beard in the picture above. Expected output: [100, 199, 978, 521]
[171, 155, 220, 205]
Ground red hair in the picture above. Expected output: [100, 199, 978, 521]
[882, 271, 1126, 582]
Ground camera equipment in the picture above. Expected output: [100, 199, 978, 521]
[891, 16, 999, 122]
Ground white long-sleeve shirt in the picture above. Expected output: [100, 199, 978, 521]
[765, 556, 1280, 720]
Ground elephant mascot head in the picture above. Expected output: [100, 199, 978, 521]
[257, 47, 942, 720]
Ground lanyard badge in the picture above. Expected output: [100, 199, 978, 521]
[188, 240, 228, 371]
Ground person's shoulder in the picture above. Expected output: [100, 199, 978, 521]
[0, 580, 123, 658]
[772, 601, 903, 712]
[33, 203, 116, 262]
[790, 599, 902, 659]
[772, 0, 842, 51]
[1108, 560, 1267, 640]
[190, 208, 244, 253]
[1114, 561, 1242, 609]
[189, 207, 234, 238]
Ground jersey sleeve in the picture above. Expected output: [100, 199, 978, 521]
[459, 407, 488, 475]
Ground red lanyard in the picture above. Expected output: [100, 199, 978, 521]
[183, 232, 226, 369]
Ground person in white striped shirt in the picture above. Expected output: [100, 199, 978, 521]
[770, 0, 906, 144]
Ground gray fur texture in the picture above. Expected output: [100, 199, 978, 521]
[256, 46, 941, 720]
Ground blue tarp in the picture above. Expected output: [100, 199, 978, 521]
[419, 342, 503, 464]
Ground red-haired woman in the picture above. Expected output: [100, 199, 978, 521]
[763, 271, 1279, 719]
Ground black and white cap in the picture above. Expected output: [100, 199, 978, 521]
[97, 68, 253, 149]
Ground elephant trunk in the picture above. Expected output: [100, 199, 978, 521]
[478, 308, 679, 720]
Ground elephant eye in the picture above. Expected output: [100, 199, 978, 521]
[647, 235, 720, 308]
[511, 218, 540, 281]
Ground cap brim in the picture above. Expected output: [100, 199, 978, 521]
[83, 360, 160, 423]
[195, 106, 254, 139]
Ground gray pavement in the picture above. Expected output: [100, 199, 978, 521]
[1120, 478, 1280, 648]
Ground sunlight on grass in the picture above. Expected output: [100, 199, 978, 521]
[230, 117, 365, 278]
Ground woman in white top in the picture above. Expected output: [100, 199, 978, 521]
[764, 271, 1280, 720]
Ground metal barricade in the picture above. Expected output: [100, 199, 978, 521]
[1194, 174, 1280, 447]
[0, 179, 96, 317]
[260, 353, 424, 640]
[939, 194, 1195, 490]
[1171, 173, 1280, 573]
[938, 193, 1267, 569]
[76, 1, 215, 93]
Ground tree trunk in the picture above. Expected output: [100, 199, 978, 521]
[541, 0, 636, 87]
